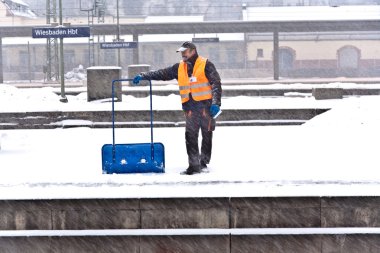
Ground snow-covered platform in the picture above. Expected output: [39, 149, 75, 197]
[1, 89, 380, 251]
[1, 91, 380, 199]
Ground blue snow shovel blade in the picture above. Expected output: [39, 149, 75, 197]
[102, 143, 165, 174]
[102, 78, 165, 174]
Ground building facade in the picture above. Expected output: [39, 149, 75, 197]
[1, 1, 379, 80]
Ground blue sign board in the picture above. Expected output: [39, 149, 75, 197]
[100, 42, 138, 49]
[32, 27, 90, 38]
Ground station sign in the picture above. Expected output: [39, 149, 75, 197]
[100, 41, 138, 49]
[192, 37, 220, 43]
[32, 27, 90, 38]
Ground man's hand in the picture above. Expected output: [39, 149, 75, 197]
[210, 104, 220, 118]
[132, 74, 143, 85]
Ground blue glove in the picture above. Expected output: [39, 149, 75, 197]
[210, 104, 220, 118]
[132, 74, 143, 85]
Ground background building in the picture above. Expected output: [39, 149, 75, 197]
[0, 0, 379, 80]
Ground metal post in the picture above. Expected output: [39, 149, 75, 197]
[0, 37, 3, 83]
[244, 33, 248, 70]
[46, 0, 50, 24]
[87, 10, 91, 66]
[133, 33, 139, 64]
[59, 0, 67, 102]
[27, 41, 31, 83]
[273, 30, 279, 80]
[117, 0, 121, 66]
[46, 0, 50, 80]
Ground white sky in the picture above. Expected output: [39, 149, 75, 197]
[1, 83, 380, 199]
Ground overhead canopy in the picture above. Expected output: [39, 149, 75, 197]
[0, 20, 380, 38]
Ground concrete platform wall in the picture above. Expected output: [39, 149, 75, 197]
[1, 197, 380, 252]
[1, 234, 380, 253]
[1, 197, 380, 230]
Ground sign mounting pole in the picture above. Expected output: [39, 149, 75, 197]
[58, 0, 67, 102]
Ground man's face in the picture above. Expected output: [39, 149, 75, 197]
[181, 48, 195, 62]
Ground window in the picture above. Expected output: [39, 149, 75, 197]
[338, 46, 359, 69]
[257, 49, 264, 58]
[278, 47, 295, 77]
[279, 48, 295, 70]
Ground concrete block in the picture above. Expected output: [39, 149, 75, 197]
[140, 198, 229, 228]
[230, 197, 321, 228]
[51, 199, 140, 229]
[231, 235, 321, 253]
[127, 64, 150, 86]
[322, 235, 380, 253]
[0, 200, 52, 230]
[87, 66, 122, 102]
[140, 235, 230, 253]
[0, 212, 16, 230]
[312, 88, 343, 100]
[51, 236, 139, 253]
[13, 210, 52, 230]
[322, 197, 380, 227]
[53, 209, 140, 229]
[0, 238, 51, 253]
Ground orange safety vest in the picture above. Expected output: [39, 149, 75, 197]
[178, 56, 212, 103]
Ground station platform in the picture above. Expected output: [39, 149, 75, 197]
[1, 78, 380, 252]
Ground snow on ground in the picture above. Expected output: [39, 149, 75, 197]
[1, 84, 380, 199]
[0, 83, 340, 112]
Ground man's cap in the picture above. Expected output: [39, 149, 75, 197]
[176, 41, 196, 52]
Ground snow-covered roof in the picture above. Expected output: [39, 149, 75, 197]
[2, 0, 37, 19]
[246, 5, 380, 21]
[7, 0, 28, 6]
[9, 9, 37, 18]
[145, 15, 204, 23]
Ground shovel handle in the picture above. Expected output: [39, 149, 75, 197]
[111, 79, 155, 161]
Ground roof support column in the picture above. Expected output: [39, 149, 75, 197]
[273, 30, 279, 80]
[133, 33, 139, 64]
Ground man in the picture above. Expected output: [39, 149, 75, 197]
[133, 41, 222, 175]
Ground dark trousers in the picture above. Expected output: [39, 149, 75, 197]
[185, 107, 215, 167]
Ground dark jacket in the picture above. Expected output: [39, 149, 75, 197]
[141, 53, 222, 111]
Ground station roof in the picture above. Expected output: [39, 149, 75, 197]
[145, 16, 204, 23]
[1, 4, 380, 38]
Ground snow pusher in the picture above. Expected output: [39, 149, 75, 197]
[102, 79, 165, 174]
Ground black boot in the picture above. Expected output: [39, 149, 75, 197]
[181, 165, 201, 175]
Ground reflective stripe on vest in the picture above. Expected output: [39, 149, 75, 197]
[178, 56, 212, 103]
